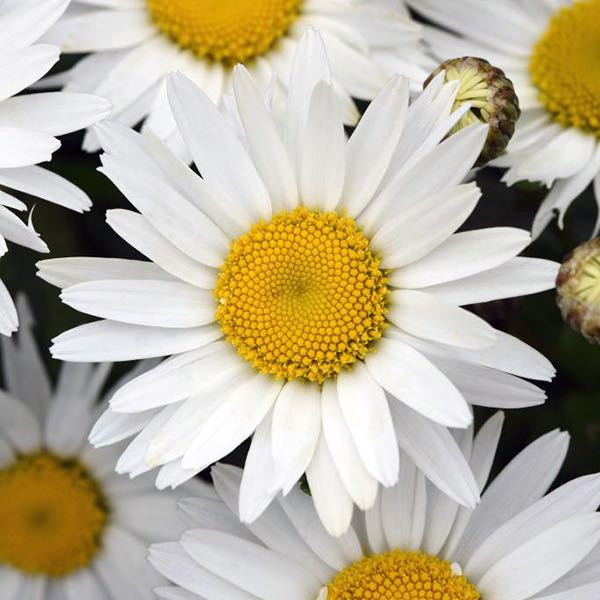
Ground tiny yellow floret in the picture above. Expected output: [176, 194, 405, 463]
[216, 208, 388, 384]
[326, 550, 481, 600]
[147, 0, 302, 65]
[530, 0, 600, 136]
[0, 452, 108, 577]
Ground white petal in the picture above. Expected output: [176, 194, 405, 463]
[42, 8, 155, 52]
[239, 408, 280, 524]
[99, 154, 229, 267]
[320, 380, 378, 510]
[232, 65, 297, 214]
[181, 374, 283, 471]
[306, 430, 354, 537]
[477, 514, 600, 600]
[0, 205, 47, 252]
[107, 209, 216, 289]
[0, 92, 111, 135]
[181, 530, 321, 600]
[61, 279, 215, 328]
[0, 126, 59, 168]
[369, 183, 481, 267]
[454, 430, 570, 564]
[392, 228, 532, 288]
[466, 474, 600, 580]
[360, 124, 488, 236]
[340, 75, 409, 216]
[0, 44, 59, 101]
[300, 81, 345, 211]
[271, 380, 322, 495]
[212, 463, 333, 582]
[0, 390, 41, 452]
[381, 457, 427, 551]
[0, 0, 69, 53]
[336, 362, 399, 487]
[387, 289, 497, 349]
[279, 485, 363, 571]
[390, 400, 480, 508]
[421, 257, 560, 305]
[0, 280, 17, 336]
[148, 541, 255, 600]
[0, 166, 91, 212]
[365, 336, 471, 427]
[285, 29, 331, 172]
[167, 72, 271, 222]
[51, 319, 220, 362]
[110, 343, 241, 412]
[38, 257, 173, 288]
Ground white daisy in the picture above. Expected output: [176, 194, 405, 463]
[39, 31, 558, 536]
[0, 0, 111, 335]
[407, 0, 600, 238]
[40, 0, 430, 153]
[149, 416, 600, 600]
[0, 296, 197, 599]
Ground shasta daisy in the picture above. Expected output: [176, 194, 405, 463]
[40, 31, 559, 536]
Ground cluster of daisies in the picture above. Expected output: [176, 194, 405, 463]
[0, 1, 598, 599]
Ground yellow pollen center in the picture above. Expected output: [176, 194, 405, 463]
[571, 250, 600, 304]
[146, 0, 302, 65]
[215, 208, 388, 384]
[326, 550, 481, 600]
[529, 0, 600, 135]
[0, 452, 108, 577]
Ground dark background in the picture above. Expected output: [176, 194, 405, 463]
[1, 54, 598, 485]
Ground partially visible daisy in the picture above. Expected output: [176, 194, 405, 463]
[39, 31, 558, 536]
[149, 416, 600, 600]
[0, 296, 196, 599]
[40, 0, 430, 152]
[0, 0, 111, 335]
[408, 0, 600, 237]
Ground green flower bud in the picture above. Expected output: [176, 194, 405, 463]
[425, 57, 521, 167]
[557, 238, 600, 344]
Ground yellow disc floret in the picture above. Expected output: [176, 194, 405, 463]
[326, 550, 481, 600]
[215, 208, 388, 384]
[530, 0, 600, 136]
[147, 0, 302, 65]
[0, 452, 108, 577]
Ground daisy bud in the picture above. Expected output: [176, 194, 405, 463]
[557, 238, 600, 344]
[425, 56, 521, 166]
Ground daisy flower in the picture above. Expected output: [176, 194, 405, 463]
[149, 415, 600, 600]
[39, 31, 558, 536]
[0, 297, 199, 600]
[40, 0, 429, 152]
[407, 0, 600, 237]
[0, 0, 111, 335]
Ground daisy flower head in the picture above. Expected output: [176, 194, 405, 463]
[149, 415, 600, 600]
[40, 0, 430, 152]
[40, 31, 559, 536]
[408, 0, 600, 238]
[0, 0, 111, 336]
[0, 297, 195, 599]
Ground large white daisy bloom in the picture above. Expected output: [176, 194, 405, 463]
[39, 31, 559, 536]
[407, 0, 600, 238]
[149, 416, 600, 600]
[0, 297, 196, 599]
[40, 0, 429, 152]
[0, 0, 111, 336]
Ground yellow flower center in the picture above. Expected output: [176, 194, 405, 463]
[529, 0, 600, 136]
[0, 452, 108, 577]
[326, 550, 480, 600]
[215, 208, 388, 384]
[571, 249, 600, 304]
[146, 0, 302, 65]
